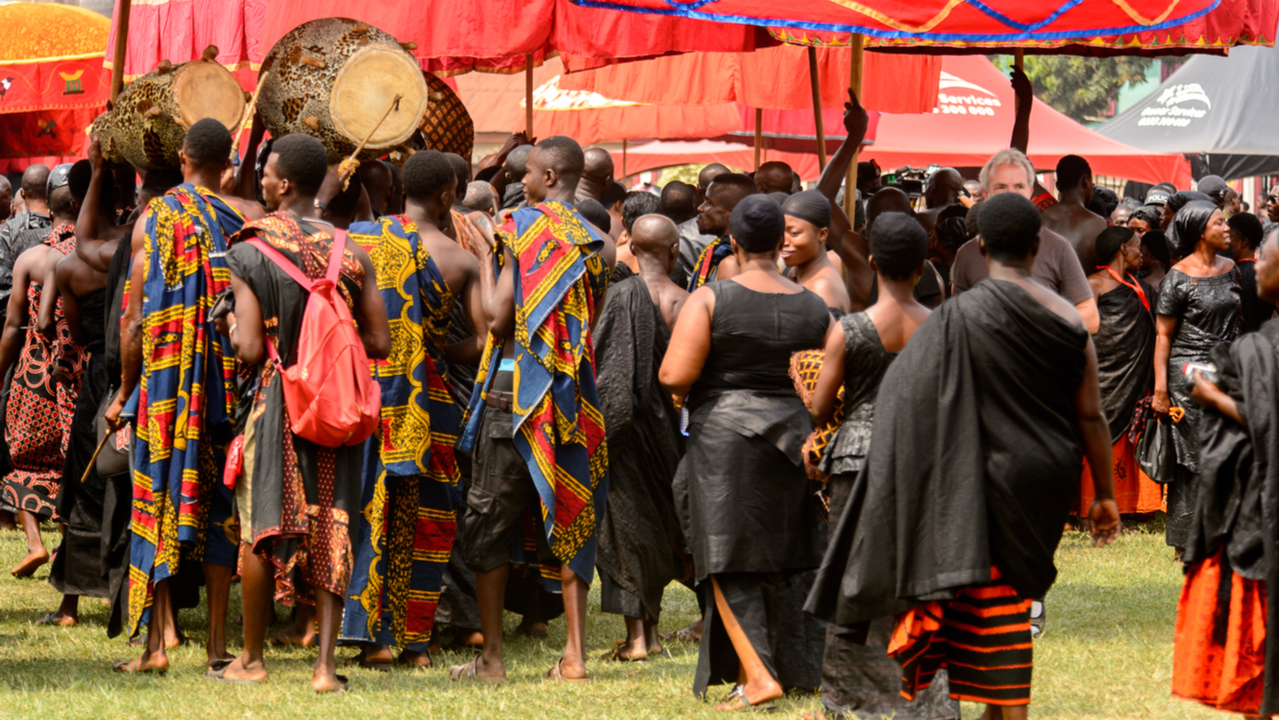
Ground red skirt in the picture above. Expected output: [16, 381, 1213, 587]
[1077, 434, 1164, 516]
[1172, 549, 1268, 714]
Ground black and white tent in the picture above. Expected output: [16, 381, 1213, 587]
[1097, 45, 1278, 181]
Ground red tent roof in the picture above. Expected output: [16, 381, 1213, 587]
[573, 0, 1277, 56]
[859, 55, 1191, 186]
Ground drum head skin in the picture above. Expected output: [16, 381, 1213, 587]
[173, 61, 247, 131]
[331, 46, 427, 149]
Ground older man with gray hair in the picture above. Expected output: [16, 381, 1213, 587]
[949, 148, 1099, 333]
[461, 181, 499, 217]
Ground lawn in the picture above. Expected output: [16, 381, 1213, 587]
[0, 524, 1224, 720]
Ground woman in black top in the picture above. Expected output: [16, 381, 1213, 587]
[661, 195, 833, 710]
[804, 213, 957, 720]
[1153, 201, 1242, 549]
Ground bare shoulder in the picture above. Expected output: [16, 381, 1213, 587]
[227, 196, 265, 220]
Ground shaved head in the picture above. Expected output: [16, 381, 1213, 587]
[357, 160, 392, 215]
[631, 213, 680, 273]
[506, 145, 533, 182]
[698, 163, 730, 190]
[866, 186, 914, 236]
[22, 164, 49, 202]
[924, 167, 964, 208]
[755, 161, 794, 195]
[584, 147, 614, 177]
[577, 147, 615, 202]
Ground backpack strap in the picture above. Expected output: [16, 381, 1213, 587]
[247, 238, 315, 290]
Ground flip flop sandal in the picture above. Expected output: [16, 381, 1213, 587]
[205, 664, 261, 684]
[448, 656, 507, 684]
[345, 652, 393, 672]
[545, 657, 591, 683]
[599, 642, 648, 663]
[719, 684, 778, 712]
[36, 612, 75, 626]
[111, 659, 165, 675]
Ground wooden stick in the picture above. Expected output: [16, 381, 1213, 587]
[81, 432, 114, 486]
[844, 34, 864, 222]
[525, 53, 535, 137]
[808, 46, 827, 171]
[338, 93, 404, 182]
[232, 74, 266, 161]
[622, 138, 628, 179]
[754, 108, 763, 171]
[109, 0, 133, 102]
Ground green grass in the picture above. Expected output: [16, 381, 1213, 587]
[0, 524, 1224, 719]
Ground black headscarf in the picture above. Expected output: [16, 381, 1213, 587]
[729, 194, 785, 253]
[781, 189, 831, 229]
[1170, 200, 1219, 256]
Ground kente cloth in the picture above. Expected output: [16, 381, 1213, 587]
[342, 215, 461, 649]
[806, 279, 1088, 629]
[1, 225, 84, 521]
[1172, 549, 1269, 714]
[226, 211, 366, 603]
[125, 185, 242, 638]
[1076, 434, 1163, 515]
[1095, 276, 1156, 442]
[789, 349, 845, 482]
[1181, 318, 1278, 715]
[457, 200, 609, 585]
[889, 567, 1034, 707]
[686, 235, 733, 293]
[590, 269, 684, 623]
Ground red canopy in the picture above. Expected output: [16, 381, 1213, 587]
[104, 0, 264, 90]
[0, 2, 110, 173]
[524, 75, 743, 145]
[257, 0, 769, 77]
[559, 43, 938, 113]
[573, 0, 1277, 56]
[610, 140, 824, 181]
[858, 55, 1191, 186]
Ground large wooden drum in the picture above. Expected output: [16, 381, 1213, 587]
[91, 47, 248, 171]
[259, 18, 428, 164]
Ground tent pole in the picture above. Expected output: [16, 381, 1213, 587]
[109, 0, 132, 102]
[754, 108, 763, 171]
[622, 138, 627, 179]
[808, 46, 826, 171]
[843, 34, 863, 222]
[1013, 50, 1025, 115]
[525, 53, 534, 137]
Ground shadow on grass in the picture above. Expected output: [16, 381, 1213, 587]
[1045, 581, 1180, 642]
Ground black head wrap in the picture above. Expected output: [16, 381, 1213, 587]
[781, 189, 831, 229]
[766, 191, 791, 207]
[1141, 229, 1172, 270]
[1167, 190, 1213, 217]
[1170, 200, 1218, 256]
[729, 194, 785, 253]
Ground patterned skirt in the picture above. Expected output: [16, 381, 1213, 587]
[889, 568, 1035, 707]
[2, 324, 77, 520]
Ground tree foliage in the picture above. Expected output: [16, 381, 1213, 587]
[997, 56, 1155, 123]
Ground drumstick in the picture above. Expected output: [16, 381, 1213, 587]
[80, 432, 115, 486]
[337, 93, 404, 185]
[232, 75, 267, 161]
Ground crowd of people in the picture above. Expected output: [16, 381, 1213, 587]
[0, 70, 1275, 720]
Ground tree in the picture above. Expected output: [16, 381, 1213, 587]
[993, 56, 1154, 124]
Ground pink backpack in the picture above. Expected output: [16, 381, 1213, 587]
[247, 230, 380, 447]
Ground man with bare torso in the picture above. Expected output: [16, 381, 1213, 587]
[1041, 155, 1108, 272]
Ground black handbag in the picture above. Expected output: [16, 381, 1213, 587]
[1136, 415, 1177, 484]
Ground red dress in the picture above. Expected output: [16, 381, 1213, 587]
[0, 226, 85, 520]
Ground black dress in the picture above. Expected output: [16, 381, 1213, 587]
[815, 313, 958, 719]
[1156, 268, 1242, 548]
[686, 280, 828, 698]
[49, 288, 110, 599]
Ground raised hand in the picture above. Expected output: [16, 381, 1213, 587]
[843, 89, 869, 141]
[1010, 68, 1033, 106]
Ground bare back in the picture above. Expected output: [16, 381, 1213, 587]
[1042, 203, 1108, 271]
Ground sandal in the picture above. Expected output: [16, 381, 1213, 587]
[545, 656, 590, 683]
[36, 612, 76, 627]
[599, 642, 648, 663]
[1029, 599, 1045, 639]
[111, 659, 165, 675]
[345, 649, 392, 672]
[205, 664, 262, 684]
[717, 684, 778, 712]
[448, 656, 506, 684]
